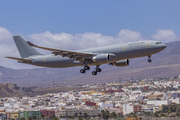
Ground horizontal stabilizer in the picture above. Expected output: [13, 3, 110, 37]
[5, 57, 32, 62]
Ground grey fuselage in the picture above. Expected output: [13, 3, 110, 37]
[27, 40, 166, 68]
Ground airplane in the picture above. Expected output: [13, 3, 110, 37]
[6, 35, 166, 75]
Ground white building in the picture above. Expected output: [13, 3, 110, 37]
[98, 102, 113, 109]
[170, 98, 180, 104]
[123, 103, 133, 115]
[147, 100, 169, 106]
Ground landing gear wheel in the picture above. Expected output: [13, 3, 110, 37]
[96, 68, 102, 72]
[147, 59, 152, 63]
[92, 71, 97, 75]
[80, 69, 85, 73]
[84, 66, 90, 70]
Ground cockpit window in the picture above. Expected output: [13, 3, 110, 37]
[156, 42, 162, 44]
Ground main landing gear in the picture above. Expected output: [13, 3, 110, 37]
[92, 66, 102, 75]
[80, 65, 102, 75]
[80, 66, 90, 74]
[147, 55, 152, 63]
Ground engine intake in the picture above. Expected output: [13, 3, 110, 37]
[92, 54, 111, 63]
[110, 59, 129, 66]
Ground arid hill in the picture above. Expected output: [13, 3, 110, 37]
[0, 83, 23, 97]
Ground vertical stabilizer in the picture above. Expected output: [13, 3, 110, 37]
[13, 35, 42, 58]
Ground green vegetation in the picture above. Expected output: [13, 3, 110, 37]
[153, 103, 180, 117]
[52, 116, 59, 120]
[124, 104, 180, 118]
[156, 103, 179, 114]
[100, 110, 125, 120]
[20, 117, 26, 120]
[68, 116, 74, 119]
[101, 110, 110, 119]
[28, 116, 33, 120]
[84, 113, 89, 119]
[78, 116, 83, 120]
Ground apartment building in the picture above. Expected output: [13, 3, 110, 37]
[7, 112, 19, 120]
[123, 103, 142, 115]
[133, 105, 142, 113]
[56, 107, 99, 119]
[19, 111, 41, 120]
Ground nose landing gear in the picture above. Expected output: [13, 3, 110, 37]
[147, 55, 152, 63]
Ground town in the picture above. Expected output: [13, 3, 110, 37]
[0, 75, 180, 120]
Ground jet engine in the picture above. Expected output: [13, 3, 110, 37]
[92, 54, 111, 63]
[110, 59, 129, 66]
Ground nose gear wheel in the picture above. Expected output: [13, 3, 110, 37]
[147, 55, 152, 63]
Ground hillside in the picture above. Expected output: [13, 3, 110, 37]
[0, 83, 24, 97]
[0, 83, 93, 97]
[0, 41, 180, 86]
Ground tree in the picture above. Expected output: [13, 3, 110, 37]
[84, 113, 89, 119]
[154, 112, 158, 117]
[110, 112, 117, 118]
[160, 113, 166, 117]
[127, 112, 136, 118]
[50, 114, 56, 119]
[68, 116, 74, 119]
[74, 112, 78, 118]
[79, 111, 82, 116]
[162, 105, 169, 113]
[134, 114, 137, 119]
[101, 110, 110, 120]
[144, 112, 151, 117]
[41, 114, 45, 118]
[78, 116, 83, 120]
[118, 113, 124, 118]
[32, 116, 37, 119]
[52, 116, 59, 120]
[169, 103, 177, 112]
[20, 117, 26, 120]
[176, 112, 180, 117]
[28, 116, 33, 120]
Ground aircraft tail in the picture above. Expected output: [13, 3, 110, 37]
[13, 35, 42, 58]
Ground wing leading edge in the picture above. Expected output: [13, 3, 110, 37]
[27, 41, 94, 61]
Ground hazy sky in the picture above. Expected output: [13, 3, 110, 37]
[0, 0, 179, 69]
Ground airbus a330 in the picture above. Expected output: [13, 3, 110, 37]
[6, 35, 166, 75]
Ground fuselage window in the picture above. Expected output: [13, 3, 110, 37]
[156, 42, 162, 44]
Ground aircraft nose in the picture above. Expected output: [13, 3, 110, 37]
[162, 44, 166, 49]
[161, 44, 166, 50]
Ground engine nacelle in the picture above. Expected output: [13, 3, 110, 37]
[92, 54, 111, 63]
[110, 59, 129, 66]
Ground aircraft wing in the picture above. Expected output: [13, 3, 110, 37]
[5, 57, 32, 62]
[27, 41, 94, 61]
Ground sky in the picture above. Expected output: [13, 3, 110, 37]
[0, 0, 179, 69]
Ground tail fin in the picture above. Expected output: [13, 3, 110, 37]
[13, 35, 42, 58]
